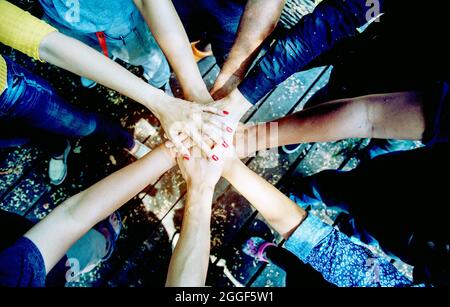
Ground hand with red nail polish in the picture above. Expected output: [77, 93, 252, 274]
[176, 139, 235, 188]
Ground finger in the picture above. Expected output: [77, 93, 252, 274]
[201, 123, 227, 148]
[205, 116, 227, 131]
[164, 140, 175, 148]
[201, 105, 228, 116]
[170, 133, 191, 159]
[182, 137, 194, 150]
[185, 127, 217, 161]
[205, 116, 234, 135]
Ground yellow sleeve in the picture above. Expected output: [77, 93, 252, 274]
[0, 0, 58, 61]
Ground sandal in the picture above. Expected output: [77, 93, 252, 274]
[242, 237, 276, 263]
[191, 41, 213, 62]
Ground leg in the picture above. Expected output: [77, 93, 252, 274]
[172, 0, 208, 43]
[1, 57, 134, 149]
[200, 0, 246, 67]
[283, 169, 355, 214]
[362, 139, 423, 159]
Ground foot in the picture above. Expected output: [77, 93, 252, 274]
[80, 76, 97, 88]
[126, 140, 151, 159]
[97, 212, 122, 262]
[48, 140, 71, 185]
[281, 144, 302, 154]
[242, 237, 276, 263]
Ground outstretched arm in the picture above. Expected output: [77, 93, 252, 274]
[39, 32, 224, 160]
[0, 1, 224, 158]
[223, 158, 414, 287]
[224, 159, 306, 238]
[237, 0, 380, 104]
[166, 145, 228, 287]
[210, 0, 286, 100]
[133, 0, 212, 103]
[25, 145, 176, 273]
[38, 31, 171, 113]
[165, 184, 213, 287]
[235, 91, 425, 157]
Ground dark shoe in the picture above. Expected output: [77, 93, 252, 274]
[281, 144, 302, 154]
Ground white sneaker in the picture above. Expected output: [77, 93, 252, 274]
[49, 140, 71, 185]
[127, 140, 151, 159]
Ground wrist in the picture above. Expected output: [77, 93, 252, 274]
[184, 86, 213, 104]
[222, 89, 253, 119]
[144, 89, 174, 117]
[187, 181, 215, 194]
[222, 158, 242, 181]
[219, 60, 247, 81]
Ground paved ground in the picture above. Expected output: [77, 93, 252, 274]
[0, 0, 414, 287]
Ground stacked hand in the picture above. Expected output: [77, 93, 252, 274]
[155, 96, 231, 160]
[162, 89, 252, 162]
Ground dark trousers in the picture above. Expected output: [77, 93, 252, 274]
[285, 143, 449, 286]
[0, 209, 67, 286]
[173, 0, 246, 66]
[0, 57, 134, 155]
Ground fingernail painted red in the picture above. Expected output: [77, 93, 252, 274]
[226, 126, 233, 133]
[223, 110, 229, 115]
[211, 144, 215, 149]
[212, 155, 219, 161]
[183, 155, 190, 161]
[222, 141, 228, 148]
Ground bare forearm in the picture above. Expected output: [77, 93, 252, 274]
[224, 160, 305, 239]
[221, 0, 285, 77]
[25, 145, 176, 272]
[166, 186, 213, 287]
[248, 92, 426, 151]
[38, 32, 171, 113]
[134, 0, 211, 102]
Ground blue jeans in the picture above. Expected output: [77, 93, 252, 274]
[43, 10, 171, 88]
[0, 57, 134, 154]
[173, 0, 246, 66]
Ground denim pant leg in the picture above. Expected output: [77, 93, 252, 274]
[364, 139, 424, 159]
[203, 0, 246, 66]
[106, 11, 171, 88]
[285, 170, 354, 213]
[1, 58, 134, 149]
[285, 170, 378, 245]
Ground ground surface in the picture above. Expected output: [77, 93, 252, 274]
[1, 0, 414, 287]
